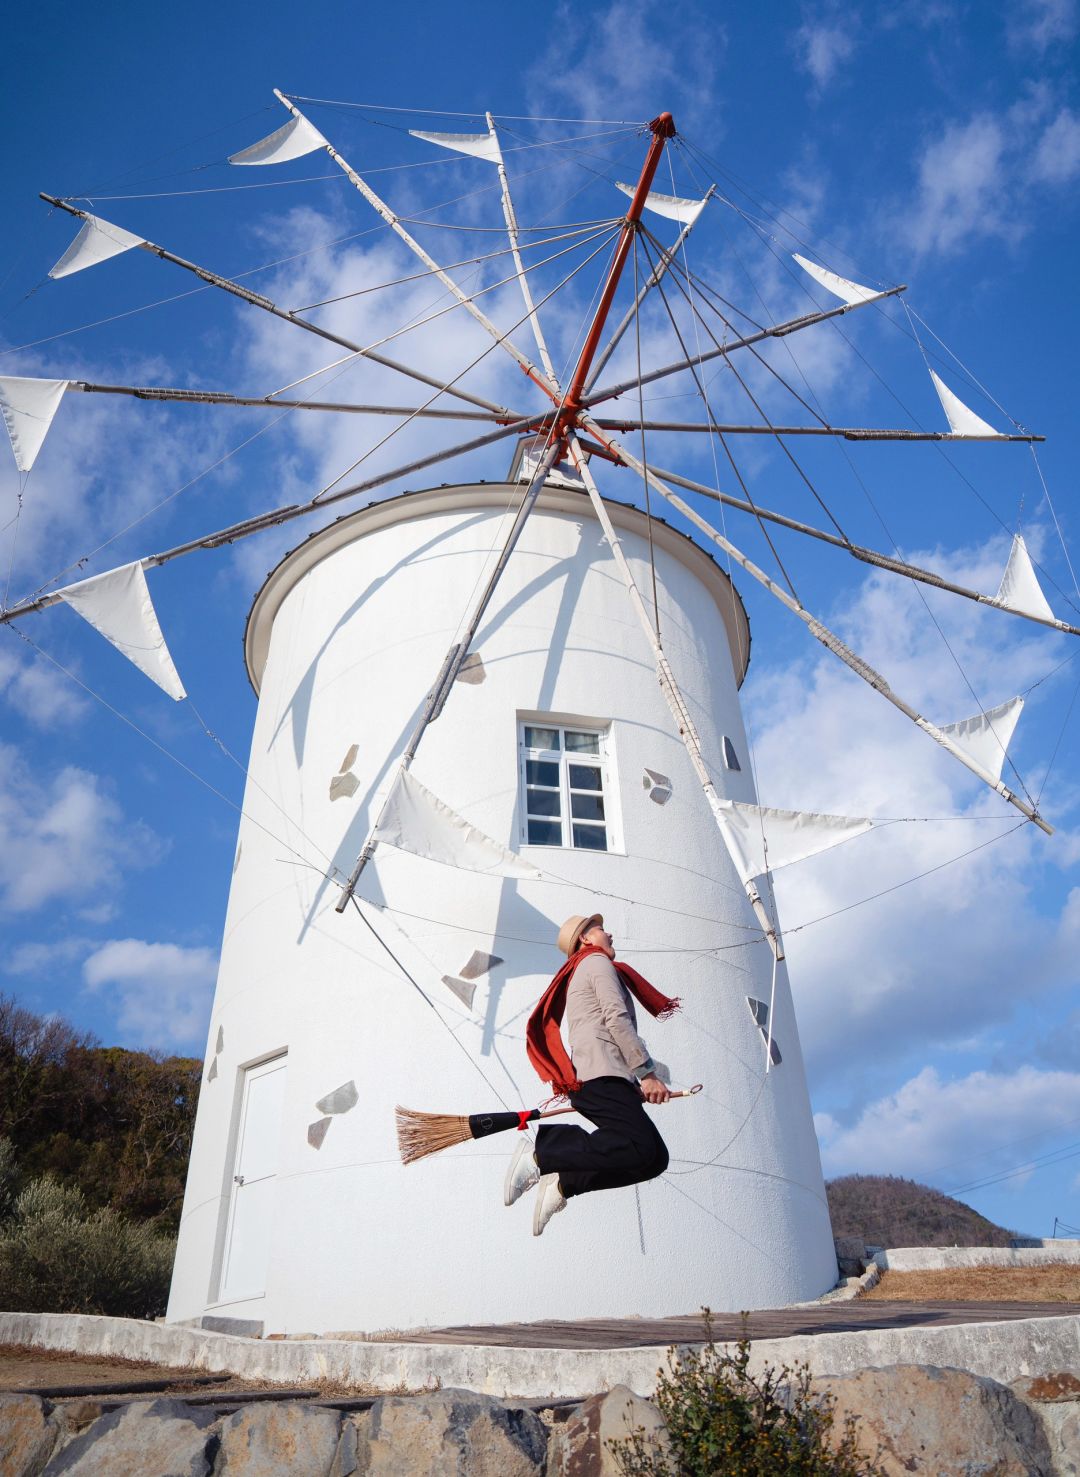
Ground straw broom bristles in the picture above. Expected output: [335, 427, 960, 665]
[395, 1106, 475, 1165]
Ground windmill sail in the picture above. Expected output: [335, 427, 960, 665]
[929, 369, 998, 437]
[408, 129, 500, 163]
[57, 561, 186, 701]
[0, 376, 68, 472]
[938, 697, 1024, 785]
[372, 768, 541, 879]
[49, 214, 145, 279]
[994, 535, 1056, 622]
[229, 114, 328, 166]
[792, 253, 878, 305]
[615, 181, 708, 224]
[715, 799, 873, 885]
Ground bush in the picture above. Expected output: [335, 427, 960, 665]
[609, 1316, 881, 1477]
[0, 1167, 175, 1319]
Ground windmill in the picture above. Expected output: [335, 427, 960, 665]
[0, 95, 1069, 1333]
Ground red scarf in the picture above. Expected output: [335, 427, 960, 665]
[525, 944, 680, 1095]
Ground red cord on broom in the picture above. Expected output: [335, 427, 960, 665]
[395, 1085, 703, 1165]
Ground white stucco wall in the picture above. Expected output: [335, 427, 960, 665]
[167, 482, 836, 1334]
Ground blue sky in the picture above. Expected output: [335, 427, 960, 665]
[2, 0, 1079, 1241]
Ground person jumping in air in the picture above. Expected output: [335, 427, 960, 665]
[504, 912, 680, 1236]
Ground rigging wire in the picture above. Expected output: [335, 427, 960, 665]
[643, 247, 803, 602]
[284, 96, 645, 126]
[674, 178, 1049, 811]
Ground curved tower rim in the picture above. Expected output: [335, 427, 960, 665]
[243, 481, 752, 695]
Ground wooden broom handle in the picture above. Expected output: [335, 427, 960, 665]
[534, 1083, 703, 1121]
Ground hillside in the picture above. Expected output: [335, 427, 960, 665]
[826, 1174, 1015, 1248]
[0, 994, 200, 1231]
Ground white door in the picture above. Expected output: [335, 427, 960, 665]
[219, 1054, 287, 1302]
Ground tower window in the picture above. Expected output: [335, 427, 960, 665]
[722, 736, 741, 771]
[519, 721, 614, 851]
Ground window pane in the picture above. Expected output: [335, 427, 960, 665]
[564, 731, 600, 754]
[525, 759, 559, 786]
[524, 726, 559, 751]
[568, 763, 602, 790]
[570, 792, 605, 821]
[526, 787, 560, 817]
[527, 818, 562, 845]
[572, 823, 608, 851]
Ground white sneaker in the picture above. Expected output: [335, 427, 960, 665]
[532, 1173, 567, 1236]
[503, 1136, 540, 1206]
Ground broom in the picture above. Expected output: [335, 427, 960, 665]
[396, 1084, 703, 1165]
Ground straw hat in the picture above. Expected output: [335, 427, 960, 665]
[557, 912, 603, 957]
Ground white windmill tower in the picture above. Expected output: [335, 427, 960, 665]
[1, 94, 1065, 1336]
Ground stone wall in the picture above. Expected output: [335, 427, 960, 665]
[2, 1367, 1078, 1475]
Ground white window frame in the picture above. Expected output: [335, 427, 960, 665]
[517, 718, 621, 853]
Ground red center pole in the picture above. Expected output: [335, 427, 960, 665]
[551, 113, 675, 439]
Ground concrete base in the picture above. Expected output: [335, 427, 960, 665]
[875, 1243, 1080, 1272]
[1, 1310, 1077, 1400]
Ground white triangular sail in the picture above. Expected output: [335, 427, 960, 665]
[49, 215, 145, 280]
[408, 129, 500, 163]
[0, 376, 68, 473]
[938, 697, 1024, 784]
[229, 114, 328, 166]
[929, 369, 998, 437]
[57, 561, 186, 701]
[373, 768, 541, 878]
[715, 798, 872, 885]
[792, 253, 878, 306]
[615, 181, 708, 225]
[993, 535, 1056, 623]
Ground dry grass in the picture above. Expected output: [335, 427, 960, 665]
[860, 1264, 1080, 1302]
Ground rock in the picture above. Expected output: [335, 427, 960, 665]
[546, 1386, 669, 1476]
[215, 1402, 341, 1475]
[833, 1235, 867, 1276]
[1012, 1371, 1080, 1477]
[1012, 1371, 1080, 1404]
[360, 1389, 547, 1476]
[0, 1393, 58, 1477]
[813, 1364, 1055, 1476]
[329, 1415, 365, 1477]
[42, 1397, 219, 1476]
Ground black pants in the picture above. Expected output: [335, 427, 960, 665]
[534, 1076, 669, 1199]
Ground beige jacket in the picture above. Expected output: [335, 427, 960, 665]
[565, 952, 655, 1086]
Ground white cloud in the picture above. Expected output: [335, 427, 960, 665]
[900, 90, 1080, 255]
[83, 937, 217, 1051]
[0, 744, 162, 913]
[816, 1063, 1080, 1190]
[1032, 107, 1080, 183]
[1008, 0, 1078, 50]
[793, 18, 856, 91]
[0, 641, 88, 727]
[746, 528, 1078, 1084]
[5, 936, 91, 974]
[525, 1, 720, 134]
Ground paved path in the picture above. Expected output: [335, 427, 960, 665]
[395, 1301, 1080, 1349]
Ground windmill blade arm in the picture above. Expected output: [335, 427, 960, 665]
[644, 459, 1080, 637]
[271, 93, 559, 400]
[67, 380, 513, 422]
[578, 414, 1053, 834]
[581, 285, 906, 409]
[39, 194, 510, 418]
[333, 438, 566, 912]
[591, 416, 1042, 442]
[486, 113, 559, 387]
[0, 413, 536, 630]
